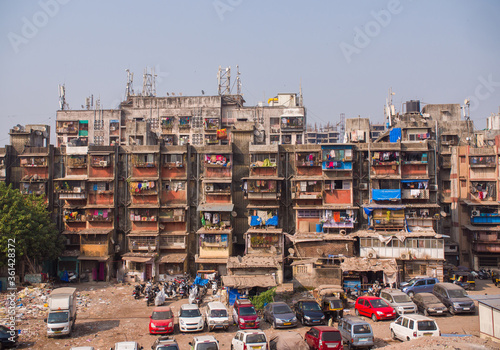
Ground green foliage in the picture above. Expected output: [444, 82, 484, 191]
[250, 287, 276, 310]
[0, 183, 65, 272]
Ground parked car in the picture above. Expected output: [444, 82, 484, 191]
[113, 342, 143, 350]
[232, 330, 268, 350]
[399, 276, 426, 289]
[432, 283, 476, 315]
[189, 335, 219, 350]
[70, 347, 94, 350]
[390, 314, 440, 341]
[0, 325, 18, 349]
[179, 304, 204, 332]
[232, 299, 260, 329]
[293, 299, 326, 326]
[400, 277, 439, 298]
[269, 331, 309, 350]
[205, 301, 230, 331]
[412, 293, 447, 316]
[151, 336, 179, 350]
[354, 296, 396, 322]
[338, 316, 374, 350]
[149, 306, 174, 334]
[263, 302, 298, 329]
[379, 289, 417, 315]
[304, 326, 343, 350]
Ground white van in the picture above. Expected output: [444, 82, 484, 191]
[205, 301, 230, 331]
[390, 314, 440, 341]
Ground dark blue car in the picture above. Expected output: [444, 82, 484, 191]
[293, 299, 326, 326]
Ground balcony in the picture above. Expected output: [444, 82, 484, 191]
[292, 192, 322, 200]
[59, 192, 87, 200]
[402, 189, 429, 200]
[440, 190, 451, 202]
[471, 214, 500, 225]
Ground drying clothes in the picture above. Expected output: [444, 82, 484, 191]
[257, 210, 268, 223]
[213, 213, 220, 224]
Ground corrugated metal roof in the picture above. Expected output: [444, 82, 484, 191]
[463, 225, 500, 232]
[227, 256, 279, 269]
[197, 203, 234, 212]
[222, 275, 276, 289]
[78, 228, 113, 235]
[159, 253, 187, 264]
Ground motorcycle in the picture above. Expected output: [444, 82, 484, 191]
[212, 280, 218, 295]
[178, 281, 187, 299]
[133, 284, 142, 299]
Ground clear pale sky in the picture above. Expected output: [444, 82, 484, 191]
[1, 0, 499, 145]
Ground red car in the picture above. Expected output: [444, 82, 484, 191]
[304, 326, 343, 350]
[354, 296, 396, 322]
[149, 306, 174, 334]
[232, 299, 260, 329]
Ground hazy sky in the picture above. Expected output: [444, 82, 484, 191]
[1, 0, 499, 145]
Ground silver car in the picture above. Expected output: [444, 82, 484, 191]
[380, 289, 417, 315]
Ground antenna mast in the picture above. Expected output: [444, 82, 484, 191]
[339, 113, 345, 143]
[236, 65, 242, 96]
[142, 67, 157, 97]
[58, 84, 69, 110]
[217, 66, 231, 95]
[125, 69, 135, 98]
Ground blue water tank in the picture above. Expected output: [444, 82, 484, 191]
[316, 223, 323, 233]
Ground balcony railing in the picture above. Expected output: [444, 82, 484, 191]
[292, 192, 322, 199]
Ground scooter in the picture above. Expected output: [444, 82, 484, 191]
[212, 280, 218, 295]
[133, 284, 142, 299]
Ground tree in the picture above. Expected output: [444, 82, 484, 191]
[0, 183, 64, 274]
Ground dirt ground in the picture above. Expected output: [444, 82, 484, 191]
[9, 279, 500, 350]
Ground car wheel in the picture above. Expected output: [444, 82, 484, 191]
[355, 308, 360, 316]
[371, 313, 378, 322]
[407, 336, 411, 341]
[449, 306, 456, 315]
[391, 329, 396, 340]
[408, 291, 415, 298]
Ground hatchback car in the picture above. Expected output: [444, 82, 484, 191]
[338, 316, 374, 349]
[412, 293, 447, 316]
[354, 296, 396, 322]
[304, 326, 343, 350]
[232, 299, 260, 329]
[379, 289, 417, 315]
[432, 283, 476, 315]
[401, 277, 439, 298]
[294, 299, 326, 326]
[113, 342, 143, 350]
[390, 314, 440, 341]
[179, 304, 204, 332]
[149, 306, 174, 334]
[232, 330, 268, 350]
[189, 335, 219, 350]
[151, 336, 179, 350]
[263, 302, 298, 329]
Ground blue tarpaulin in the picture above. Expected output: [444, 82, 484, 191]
[250, 216, 262, 227]
[389, 128, 401, 143]
[401, 179, 429, 183]
[193, 276, 210, 286]
[266, 216, 278, 226]
[372, 189, 401, 201]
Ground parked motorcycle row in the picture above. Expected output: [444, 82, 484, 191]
[131, 276, 218, 307]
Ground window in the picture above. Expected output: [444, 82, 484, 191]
[426, 279, 436, 285]
[409, 320, 414, 330]
[402, 318, 409, 328]
[298, 210, 320, 218]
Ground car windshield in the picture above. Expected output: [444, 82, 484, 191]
[47, 311, 69, 324]
[0, 326, 11, 336]
[405, 278, 420, 286]
[197, 342, 218, 350]
[418, 320, 437, 331]
[448, 289, 468, 298]
[303, 302, 321, 311]
[393, 294, 412, 303]
[152, 311, 173, 320]
[157, 346, 179, 350]
[211, 309, 227, 317]
[239, 306, 256, 316]
[329, 300, 342, 309]
[369, 299, 389, 308]
[321, 331, 341, 341]
[274, 305, 292, 314]
[353, 324, 371, 334]
[180, 308, 201, 317]
[246, 334, 266, 343]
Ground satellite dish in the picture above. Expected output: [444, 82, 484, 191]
[440, 211, 447, 217]
[288, 248, 295, 256]
[231, 211, 237, 217]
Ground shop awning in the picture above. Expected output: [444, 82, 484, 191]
[222, 275, 277, 289]
[78, 255, 110, 261]
[159, 253, 187, 264]
[197, 203, 234, 212]
[202, 178, 232, 183]
[78, 228, 113, 235]
[122, 256, 154, 263]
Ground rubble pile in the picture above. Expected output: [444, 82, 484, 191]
[377, 335, 499, 350]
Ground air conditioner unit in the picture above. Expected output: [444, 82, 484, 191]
[471, 210, 480, 217]
[359, 183, 368, 190]
[400, 252, 410, 260]
[429, 184, 438, 191]
[366, 249, 377, 259]
[205, 184, 214, 192]
[339, 229, 347, 235]
[99, 161, 108, 166]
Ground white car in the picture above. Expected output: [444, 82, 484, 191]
[179, 304, 204, 332]
[232, 330, 268, 350]
[70, 347, 95, 350]
[113, 342, 143, 350]
[390, 314, 440, 341]
[189, 335, 219, 350]
[205, 301, 230, 331]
